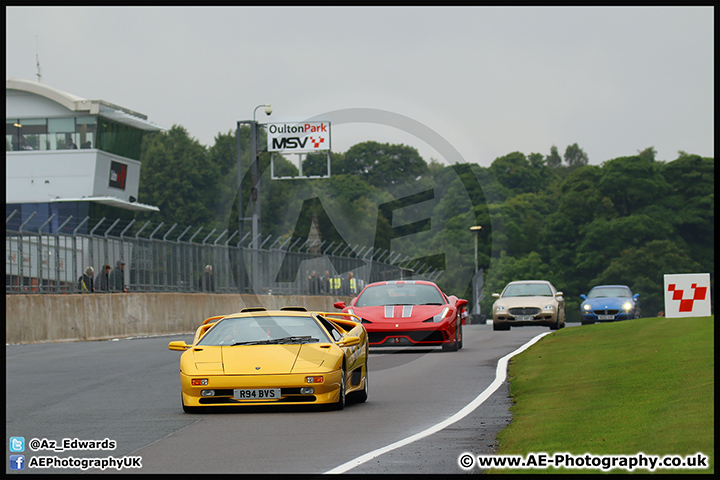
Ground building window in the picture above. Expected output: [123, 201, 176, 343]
[76, 116, 96, 149]
[6, 116, 98, 152]
[6, 119, 47, 151]
[97, 118, 142, 160]
[7, 115, 143, 159]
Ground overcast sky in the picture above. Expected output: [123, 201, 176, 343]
[6, 6, 714, 167]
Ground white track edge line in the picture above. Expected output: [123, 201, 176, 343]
[324, 331, 552, 474]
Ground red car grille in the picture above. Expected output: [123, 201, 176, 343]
[368, 330, 446, 344]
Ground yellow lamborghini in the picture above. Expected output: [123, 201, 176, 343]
[168, 307, 369, 412]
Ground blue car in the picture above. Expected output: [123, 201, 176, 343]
[580, 285, 640, 325]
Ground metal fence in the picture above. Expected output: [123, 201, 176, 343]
[6, 211, 442, 295]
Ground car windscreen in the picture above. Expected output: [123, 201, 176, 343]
[587, 287, 631, 298]
[197, 315, 333, 346]
[503, 283, 553, 297]
[355, 283, 445, 306]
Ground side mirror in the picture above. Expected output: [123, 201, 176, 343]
[580, 294, 587, 300]
[456, 298, 469, 308]
[633, 293, 640, 300]
[334, 301, 346, 310]
[338, 335, 361, 347]
[492, 293, 500, 298]
[556, 292, 564, 297]
[168, 341, 190, 351]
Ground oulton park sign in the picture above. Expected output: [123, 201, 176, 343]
[267, 121, 331, 153]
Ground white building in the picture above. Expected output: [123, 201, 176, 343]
[6, 77, 161, 234]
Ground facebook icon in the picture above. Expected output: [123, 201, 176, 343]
[10, 454, 25, 470]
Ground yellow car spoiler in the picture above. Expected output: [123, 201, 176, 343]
[192, 309, 363, 343]
[316, 311, 363, 333]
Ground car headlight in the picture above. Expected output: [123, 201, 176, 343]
[495, 305, 507, 312]
[622, 302, 633, 311]
[583, 304, 592, 311]
[543, 304, 555, 311]
[433, 307, 451, 323]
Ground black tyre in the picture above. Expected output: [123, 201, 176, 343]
[353, 368, 368, 403]
[331, 370, 346, 411]
[442, 324, 460, 351]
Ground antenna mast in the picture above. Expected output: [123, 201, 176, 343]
[35, 35, 42, 83]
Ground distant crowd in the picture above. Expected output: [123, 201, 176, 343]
[77, 264, 362, 296]
[306, 270, 360, 296]
[78, 261, 127, 293]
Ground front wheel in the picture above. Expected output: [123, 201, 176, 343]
[353, 369, 368, 403]
[442, 324, 460, 351]
[331, 370, 346, 411]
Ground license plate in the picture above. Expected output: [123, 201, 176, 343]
[515, 315, 535, 321]
[233, 388, 281, 400]
[598, 315, 615, 320]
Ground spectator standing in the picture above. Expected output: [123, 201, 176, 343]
[78, 266, 94, 293]
[109, 260, 127, 292]
[199, 265, 215, 292]
[96, 264, 112, 292]
[341, 272, 356, 296]
[321, 270, 331, 294]
[308, 270, 321, 295]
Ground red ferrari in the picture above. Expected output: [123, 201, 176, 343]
[334, 280, 468, 351]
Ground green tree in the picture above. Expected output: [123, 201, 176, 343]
[546, 145, 562, 168]
[488, 152, 543, 199]
[563, 142, 589, 168]
[302, 151, 344, 177]
[637, 146, 657, 161]
[205, 129, 243, 232]
[339, 141, 428, 188]
[490, 192, 557, 258]
[137, 125, 217, 227]
[659, 154, 714, 275]
[597, 155, 671, 217]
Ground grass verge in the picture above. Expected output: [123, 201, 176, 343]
[490, 316, 714, 474]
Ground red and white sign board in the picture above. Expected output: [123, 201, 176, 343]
[267, 122, 331, 153]
[663, 273, 712, 318]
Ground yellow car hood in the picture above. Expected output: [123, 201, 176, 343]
[187, 344, 336, 375]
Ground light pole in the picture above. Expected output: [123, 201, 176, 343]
[470, 225, 482, 274]
[469, 225, 483, 323]
[236, 104, 272, 293]
[250, 104, 272, 252]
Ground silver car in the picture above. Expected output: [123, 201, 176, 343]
[492, 280, 566, 331]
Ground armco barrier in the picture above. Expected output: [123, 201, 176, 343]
[5, 293, 352, 344]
